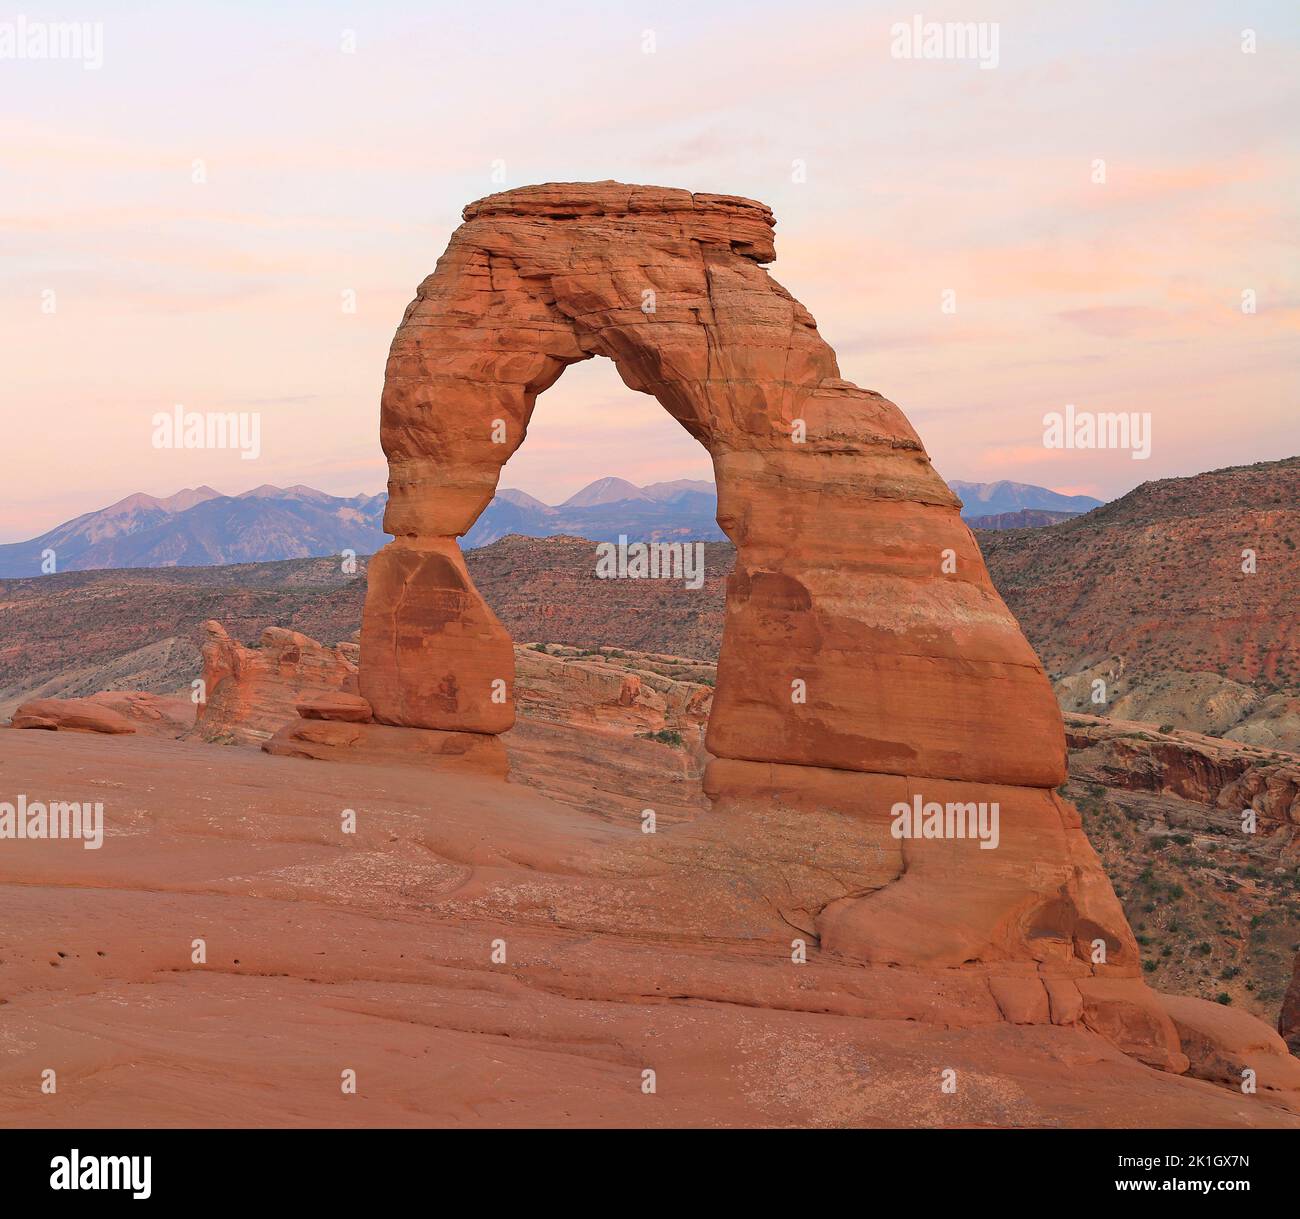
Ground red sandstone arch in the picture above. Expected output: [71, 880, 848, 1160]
[359, 181, 1066, 789]
[301, 184, 1196, 1064]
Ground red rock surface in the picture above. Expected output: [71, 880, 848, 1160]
[1, 728, 1295, 1128]
[80, 691, 195, 737]
[190, 620, 359, 745]
[1158, 992, 1300, 1100]
[296, 692, 373, 722]
[11, 696, 136, 735]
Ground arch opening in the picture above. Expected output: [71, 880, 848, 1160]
[483, 354, 718, 522]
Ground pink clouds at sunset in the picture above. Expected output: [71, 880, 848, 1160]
[1, 1, 1296, 540]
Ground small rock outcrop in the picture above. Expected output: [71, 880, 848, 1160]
[82, 691, 195, 737]
[1066, 712, 1300, 847]
[263, 644, 708, 781]
[264, 718, 508, 777]
[296, 691, 373, 722]
[514, 645, 712, 739]
[11, 696, 136, 734]
[1159, 993, 1300, 1099]
[190, 620, 359, 746]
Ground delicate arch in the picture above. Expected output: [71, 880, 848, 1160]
[359, 182, 1065, 788]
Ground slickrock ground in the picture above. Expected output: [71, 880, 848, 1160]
[2, 725, 1297, 1128]
[5, 641, 1299, 1126]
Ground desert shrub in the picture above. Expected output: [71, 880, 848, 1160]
[638, 729, 683, 747]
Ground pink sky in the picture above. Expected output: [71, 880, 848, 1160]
[2, 1, 1296, 540]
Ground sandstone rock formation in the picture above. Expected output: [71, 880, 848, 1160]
[514, 644, 712, 740]
[263, 686, 510, 773]
[11, 695, 136, 734]
[190, 620, 359, 746]
[186, 615, 713, 780]
[362, 181, 1065, 788]
[79, 691, 195, 737]
[264, 644, 710, 783]
[1159, 992, 1300, 1099]
[1066, 713, 1300, 852]
[223, 182, 1299, 1085]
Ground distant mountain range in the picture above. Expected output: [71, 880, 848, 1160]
[462, 477, 722, 548]
[0, 476, 1103, 577]
[0, 485, 389, 578]
[948, 480, 1104, 519]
